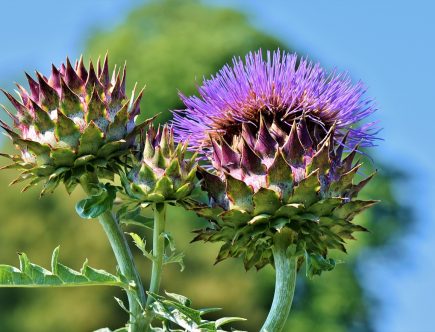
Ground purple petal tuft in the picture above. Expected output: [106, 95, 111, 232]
[172, 50, 378, 155]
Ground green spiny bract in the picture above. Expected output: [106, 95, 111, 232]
[121, 124, 198, 204]
[0, 55, 147, 195]
[191, 115, 377, 272]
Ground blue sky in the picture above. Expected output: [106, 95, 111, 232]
[1, 1, 434, 331]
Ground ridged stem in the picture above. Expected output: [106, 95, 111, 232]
[80, 174, 146, 332]
[142, 203, 167, 331]
[260, 231, 298, 332]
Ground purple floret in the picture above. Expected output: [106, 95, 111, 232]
[172, 50, 378, 154]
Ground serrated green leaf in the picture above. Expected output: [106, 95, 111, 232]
[82, 264, 120, 284]
[165, 291, 191, 307]
[305, 252, 336, 279]
[0, 247, 126, 288]
[149, 291, 246, 331]
[75, 183, 117, 219]
[127, 232, 146, 255]
[164, 252, 185, 272]
[118, 205, 153, 229]
[126, 232, 154, 262]
[162, 232, 176, 252]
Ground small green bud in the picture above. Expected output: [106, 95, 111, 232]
[122, 124, 199, 204]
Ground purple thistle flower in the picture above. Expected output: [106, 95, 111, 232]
[172, 50, 378, 154]
[176, 50, 379, 273]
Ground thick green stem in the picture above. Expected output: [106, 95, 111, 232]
[260, 232, 298, 332]
[143, 203, 167, 330]
[80, 174, 146, 332]
[147, 203, 167, 305]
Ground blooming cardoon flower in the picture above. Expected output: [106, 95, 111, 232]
[0, 55, 147, 195]
[121, 124, 198, 204]
[173, 50, 378, 273]
[173, 50, 377, 155]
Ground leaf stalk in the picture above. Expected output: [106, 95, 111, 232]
[144, 202, 167, 330]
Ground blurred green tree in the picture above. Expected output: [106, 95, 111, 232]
[85, 0, 281, 123]
[0, 0, 411, 331]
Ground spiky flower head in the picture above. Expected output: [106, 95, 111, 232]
[173, 50, 377, 154]
[121, 124, 198, 204]
[174, 50, 378, 273]
[0, 55, 146, 195]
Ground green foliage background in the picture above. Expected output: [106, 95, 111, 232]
[0, 1, 411, 331]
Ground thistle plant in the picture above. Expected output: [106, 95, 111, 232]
[0, 55, 244, 332]
[0, 55, 151, 331]
[0, 50, 379, 332]
[173, 50, 379, 331]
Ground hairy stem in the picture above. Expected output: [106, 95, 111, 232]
[80, 174, 146, 332]
[143, 203, 167, 330]
[260, 231, 298, 332]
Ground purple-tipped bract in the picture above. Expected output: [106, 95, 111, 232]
[0, 54, 148, 195]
